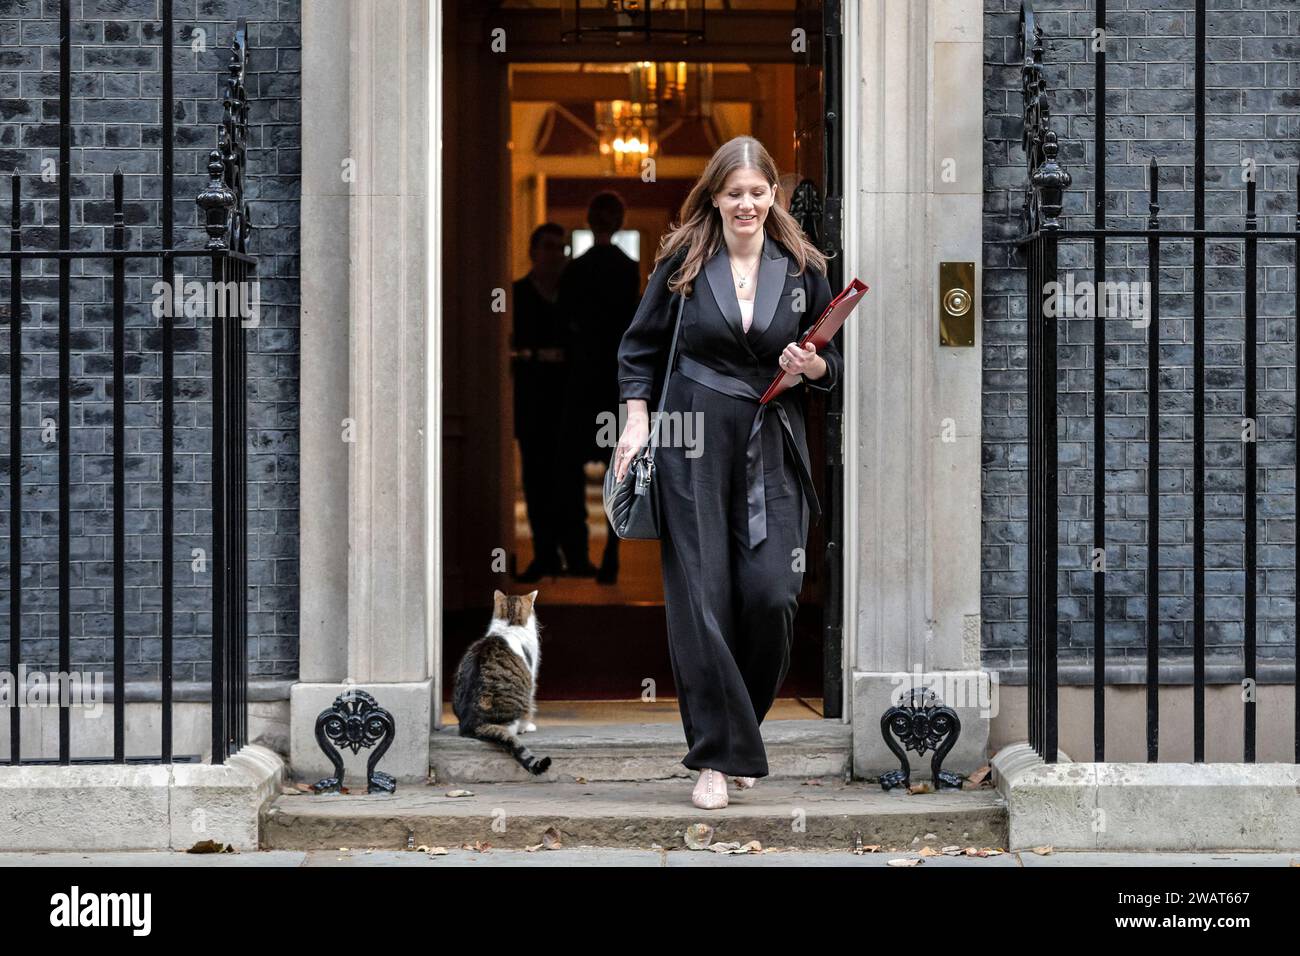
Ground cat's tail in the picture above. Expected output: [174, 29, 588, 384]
[464, 722, 552, 776]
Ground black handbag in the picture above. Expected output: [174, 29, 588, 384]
[602, 286, 687, 540]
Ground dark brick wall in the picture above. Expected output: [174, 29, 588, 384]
[982, 0, 1300, 677]
[0, 0, 300, 684]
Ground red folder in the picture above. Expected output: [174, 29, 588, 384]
[760, 278, 869, 404]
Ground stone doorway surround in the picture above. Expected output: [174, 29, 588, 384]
[292, 0, 991, 784]
[294, 0, 435, 784]
[846, 0, 989, 775]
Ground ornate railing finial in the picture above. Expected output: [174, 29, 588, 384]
[197, 149, 234, 250]
[1031, 131, 1072, 231]
[1019, 0, 1071, 236]
[197, 19, 251, 253]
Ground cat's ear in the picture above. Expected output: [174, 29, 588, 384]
[493, 589, 504, 601]
[527, 589, 539, 604]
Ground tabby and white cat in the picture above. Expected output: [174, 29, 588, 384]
[451, 589, 552, 775]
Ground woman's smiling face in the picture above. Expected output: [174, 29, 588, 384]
[714, 167, 776, 237]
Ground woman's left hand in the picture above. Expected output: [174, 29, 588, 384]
[779, 341, 821, 377]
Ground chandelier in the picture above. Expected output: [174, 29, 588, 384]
[593, 58, 716, 173]
[560, 0, 706, 45]
[596, 99, 657, 176]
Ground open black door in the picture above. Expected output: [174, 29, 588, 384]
[821, 0, 845, 720]
[790, 0, 844, 717]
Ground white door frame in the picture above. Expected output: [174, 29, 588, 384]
[421, 2, 862, 726]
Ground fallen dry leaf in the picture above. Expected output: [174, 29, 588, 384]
[426, 846, 448, 856]
[966, 765, 991, 786]
[461, 840, 491, 852]
[887, 857, 923, 867]
[541, 826, 563, 849]
[907, 783, 933, 795]
[707, 840, 761, 854]
[941, 845, 964, 856]
[918, 846, 942, 857]
[445, 789, 474, 798]
[186, 840, 233, 854]
[1031, 845, 1054, 856]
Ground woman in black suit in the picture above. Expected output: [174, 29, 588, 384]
[613, 136, 842, 809]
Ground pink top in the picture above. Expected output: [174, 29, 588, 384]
[739, 297, 754, 333]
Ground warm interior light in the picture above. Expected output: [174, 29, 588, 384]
[597, 95, 658, 175]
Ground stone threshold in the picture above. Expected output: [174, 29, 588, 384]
[428, 719, 853, 783]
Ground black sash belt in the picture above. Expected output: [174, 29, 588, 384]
[675, 353, 821, 549]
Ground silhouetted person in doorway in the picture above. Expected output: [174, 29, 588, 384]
[558, 191, 642, 584]
[511, 223, 572, 583]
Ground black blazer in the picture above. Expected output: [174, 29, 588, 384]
[617, 232, 843, 411]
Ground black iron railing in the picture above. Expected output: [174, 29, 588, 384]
[1017, 0, 1300, 764]
[2, 3, 253, 765]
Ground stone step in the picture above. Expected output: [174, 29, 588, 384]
[263, 778, 1008, 851]
[428, 719, 852, 783]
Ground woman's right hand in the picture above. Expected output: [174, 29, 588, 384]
[614, 405, 650, 483]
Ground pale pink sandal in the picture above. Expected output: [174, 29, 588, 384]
[692, 769, 729, 809]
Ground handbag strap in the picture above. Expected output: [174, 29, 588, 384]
[644, 284, 687, 463]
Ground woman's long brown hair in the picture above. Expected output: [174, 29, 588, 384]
[651, 135, 831, 296]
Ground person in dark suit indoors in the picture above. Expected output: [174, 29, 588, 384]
[511, 223, 576, 583]
[612, 136, 842, 809]
[557, 191, 642, 584]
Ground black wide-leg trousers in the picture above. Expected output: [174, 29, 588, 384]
[654, 371, 810, 778]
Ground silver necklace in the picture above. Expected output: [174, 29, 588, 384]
[729, 252, 760, 289]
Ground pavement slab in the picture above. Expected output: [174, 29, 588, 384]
[0, 848, 1294, 867]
